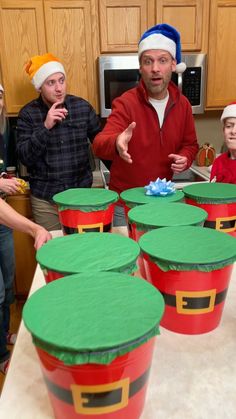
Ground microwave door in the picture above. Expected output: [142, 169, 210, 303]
[100, 69, 140, 117]
[104, 69, 140, 109]
[178, 73, 183, 92]
[171, 72, 183, 92]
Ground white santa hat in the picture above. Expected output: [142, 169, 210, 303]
[221, 102, 236, 122]
[138, 23, 186, 74]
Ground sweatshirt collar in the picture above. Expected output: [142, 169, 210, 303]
[137, 78, 180, 106]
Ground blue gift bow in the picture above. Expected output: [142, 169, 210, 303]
[144, 178, 176, 196]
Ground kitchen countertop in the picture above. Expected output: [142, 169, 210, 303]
[0, 228, 236, 419]
[190, 162, 211, 181]
[92, 169, 104, 188]
[96, 161, 212, 189]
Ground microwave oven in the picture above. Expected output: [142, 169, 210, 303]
[98, 53, 206, 117]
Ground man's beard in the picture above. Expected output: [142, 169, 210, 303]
[147, 73, 172, 97]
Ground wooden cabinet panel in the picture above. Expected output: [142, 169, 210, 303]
[0, 0, 46, 114]
[12, 229, 37, 298]
[99, 0, 209, 53]
[0, 0, 99, 114]
[99, 0, 154, 52]
[155, 0, 209, 51]
[7, 193, 37, 299]
[207, 0, 236, 108]
[44, 0, 99, 110]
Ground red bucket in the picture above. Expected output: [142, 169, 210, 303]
[36, 338, 155, 419]
[139, 226, 236, 334]
[143, 255, 233, 334]
[183, 183, 236, 237]
[36, 233, 140, 283]
[59, 205, 115, 234]
[120, 187, 184, 238]
[23, 272, 165, 418]
[185, 200, 236, 237]
[53, 188, 118, 234]
[128, 202, 207, 280]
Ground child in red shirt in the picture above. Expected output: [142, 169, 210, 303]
[210, 103, 236, 183]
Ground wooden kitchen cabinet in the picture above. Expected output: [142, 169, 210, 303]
[44, 0, 99, 110]
[206, 0, 236, 108]
[99, 0, 153, 52]
[1, 0, 234, 113]
[0, 0, 99, 114]
[7, 192, 37, 299]
[155, 0, 209, 52]
[99, 0, 209, 53]
[0, 0, 47, 114]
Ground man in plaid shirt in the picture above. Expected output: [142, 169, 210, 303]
[17, 53, 101, 231]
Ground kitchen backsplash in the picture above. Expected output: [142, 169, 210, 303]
[194, 110, 223, 153]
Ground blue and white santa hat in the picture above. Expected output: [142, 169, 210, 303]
[138, 23, 186, 73]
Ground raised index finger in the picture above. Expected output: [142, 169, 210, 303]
[51, 101, 64, 110]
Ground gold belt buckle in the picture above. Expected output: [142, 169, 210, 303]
[78, 222, 103, 233]
[71, 378, 130, 415]
[176, 289, 216, 314]
[215, 216, 236, 233]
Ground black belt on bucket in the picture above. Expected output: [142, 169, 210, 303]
[204, 217, 236, 231]
[161, 288, 228, 314]
[44, 366, 150, 414]
[62, 222, 111, 234]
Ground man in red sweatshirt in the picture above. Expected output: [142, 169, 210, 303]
[93, 24, 198, 223]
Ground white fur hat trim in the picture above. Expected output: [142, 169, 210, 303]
[138, 33, 186, 73]
[32, 61, 65, 90]
[139, 33, 176, 59]
[221, 104, 236, 122]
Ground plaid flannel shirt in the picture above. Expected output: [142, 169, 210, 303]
[16, 95, 101, 201]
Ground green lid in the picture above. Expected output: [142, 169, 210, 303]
[128, 202, 207, 231]
[183, 183, 236, 204]
[36, 232, 140, 275]
[120, 187, 184, 208]
[23, 272, 165, 364]
[139, 226, 236, 272]
[53, 188, 118, 211]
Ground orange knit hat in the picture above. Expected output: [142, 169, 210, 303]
[25, 53, 65, 90]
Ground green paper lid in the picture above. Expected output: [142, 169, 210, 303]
[183, 183, 236, 204]
[128, 202, 207, 231]
[53, 188, 118, 211]
[36, 232, 140, 275]
[139, 226, 236, 272]
[23, 272, 165, 364]
[120, 187, 184, 208]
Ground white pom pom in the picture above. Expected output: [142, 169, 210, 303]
[175, 62, 187, 73]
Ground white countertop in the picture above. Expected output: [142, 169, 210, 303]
[190, 162, 211, 181]
[1, 228, 236, 419]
